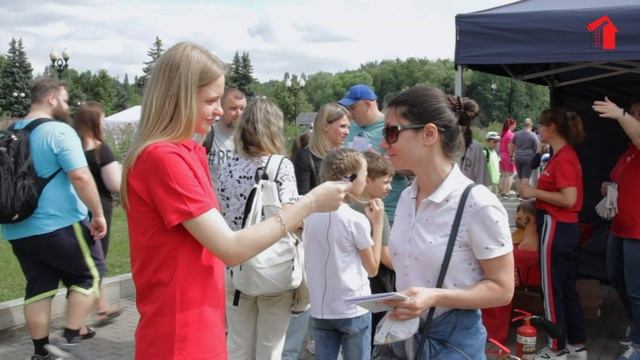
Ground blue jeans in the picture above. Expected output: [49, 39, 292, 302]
[313, 313, 371, 360]
[607, 236, 640, 347]
[373, 309, 487, 360]
[282, 311, 311, 360]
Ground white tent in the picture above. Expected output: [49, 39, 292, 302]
[105, 105, 140, 126]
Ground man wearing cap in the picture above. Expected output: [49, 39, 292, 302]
[338, 83, 408, 223]
[484, 131, 501, 194]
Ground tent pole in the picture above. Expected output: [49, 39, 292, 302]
[455, 65, 463, 96]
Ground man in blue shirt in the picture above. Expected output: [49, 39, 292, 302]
[338, 84, 409, 223]
[2, 78, 107, 360]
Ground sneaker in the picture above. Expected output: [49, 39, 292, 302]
[44, 337, 89, 360]
[31, 353, 61, 360]
[305, 338, 316, 355]
[535, 347, 568, 360]
[621, 326, 632, 346]
[619, 346, 640, 360]
[566, 344, 587, 360]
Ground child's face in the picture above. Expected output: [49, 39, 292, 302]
[347, 161, 368, 198]
[486, 139, 498, 149]
[515, 210, 531, 229]
[366, 175, 392, 199]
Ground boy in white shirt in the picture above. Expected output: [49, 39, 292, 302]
[303, 148, 383, 360]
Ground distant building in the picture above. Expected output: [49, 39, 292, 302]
[295, 112, 316, 131]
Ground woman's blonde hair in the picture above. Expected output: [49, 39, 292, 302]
[121, 42, 226, 207]
[235, 97, 286, 157]
[309, 102, 349, 159]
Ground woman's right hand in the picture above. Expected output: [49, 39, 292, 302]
[593, 97, 623, 120]
[305, 181, 351, 213]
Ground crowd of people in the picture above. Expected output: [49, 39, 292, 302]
[1, 40, 638, 360]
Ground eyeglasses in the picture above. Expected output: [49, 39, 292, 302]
[382, 124, 425, 144]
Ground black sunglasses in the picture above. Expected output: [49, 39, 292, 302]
[383, 124, 425, 144]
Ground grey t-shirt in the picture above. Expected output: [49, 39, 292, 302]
[459, 140, 491, 186]
[206, 122, 235, 191]
[512, 130, 539, 160]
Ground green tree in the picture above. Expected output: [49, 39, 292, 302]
[136, 36, 164, 93]
[238, 52, 255, 96]
[228, 51, 242, 89]
[90, 69, 116, 114]
[272, 73, 312, 123]
[303, 72, 339, 110]
[0, 38, 33, 117]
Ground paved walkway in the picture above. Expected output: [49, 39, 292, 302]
[0, 298, 137, 359]
[0, 296, 317, 359]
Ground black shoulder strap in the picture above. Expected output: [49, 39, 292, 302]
[14, 118, 63, 187]
[415, 183, 476, 359]
[483, 148, 490, 163]
[23, 118, 59, 133]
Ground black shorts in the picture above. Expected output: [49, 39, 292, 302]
[515, 156, 534, 179]
[10, 221, 105, 304]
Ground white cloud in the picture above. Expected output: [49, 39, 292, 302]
[0, 0, 513, 82]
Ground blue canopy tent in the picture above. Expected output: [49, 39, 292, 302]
[455, 0, 640, 279]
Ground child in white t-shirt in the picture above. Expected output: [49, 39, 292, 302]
[303, 148, 383, 360]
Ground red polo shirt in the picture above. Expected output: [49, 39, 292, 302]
[536, 145, 583, 223]
[127, 139, 226, 360]
[610, 144, 640, 239]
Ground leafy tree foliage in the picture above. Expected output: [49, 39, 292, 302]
[0, 37, 549, 129]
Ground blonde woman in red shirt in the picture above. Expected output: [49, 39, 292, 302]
[121, 42, 349, 360]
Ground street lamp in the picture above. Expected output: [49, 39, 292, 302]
[49, 48, 70, 78]
[285, 72, 306, 122]
[490, 83, 498, 95]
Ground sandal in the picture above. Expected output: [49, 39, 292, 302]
[80, 326, 96, 340]
[93, 307, 124, 327]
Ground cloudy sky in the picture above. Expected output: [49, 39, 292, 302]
[0, 0, 512, 82]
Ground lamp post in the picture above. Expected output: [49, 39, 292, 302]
[49, 48, 70, 78]
[285, 72, 306, 123]
[490, 83, 498, 95]
[9, 90, 26, 117]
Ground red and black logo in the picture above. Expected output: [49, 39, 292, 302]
[586, 16, 618, 50]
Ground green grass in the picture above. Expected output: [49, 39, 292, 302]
[0, 207, 131, 302]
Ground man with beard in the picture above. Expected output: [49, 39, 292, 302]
[203, 87, 246, 192]
[1, 78, 107, 360]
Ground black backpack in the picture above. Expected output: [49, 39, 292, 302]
[0, 118, 62, 224]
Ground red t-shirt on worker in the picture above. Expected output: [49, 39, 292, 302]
[126, 139, 226, 360]
[536, 145, 583, 223]
[610, 144, 640, 239]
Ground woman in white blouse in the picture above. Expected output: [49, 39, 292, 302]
[217, 98, 299, 360]
[382, 87, 514, 359]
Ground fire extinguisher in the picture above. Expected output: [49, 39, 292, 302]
[513, 309, 536, 360]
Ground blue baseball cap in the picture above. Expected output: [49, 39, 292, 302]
[337, 84, 377, 107]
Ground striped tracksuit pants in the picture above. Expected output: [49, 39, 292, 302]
[537, 210, 587, 350]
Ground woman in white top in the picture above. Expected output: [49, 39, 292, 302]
[382, 87, 514, 359]
[217, 98, 299, 360]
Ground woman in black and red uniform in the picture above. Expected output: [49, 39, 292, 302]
[593, 98, 640, 360]
[520, 109, 587, 360]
